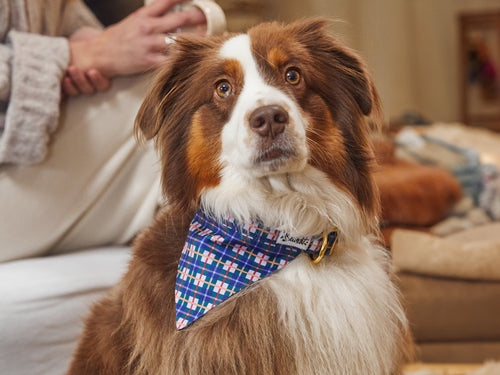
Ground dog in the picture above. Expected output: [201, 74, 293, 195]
[67, 19, 412, 375]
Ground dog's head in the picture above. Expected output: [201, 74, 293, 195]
[136, 19, 381, 236]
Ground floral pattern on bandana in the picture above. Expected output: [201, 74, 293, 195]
[175, 210, 337, 330]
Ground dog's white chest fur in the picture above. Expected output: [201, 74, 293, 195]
[264, 241, 406, 375]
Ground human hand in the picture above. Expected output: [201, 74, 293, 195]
[69, 0, 206, 78]
[69, 26, 102, 42]
[62, 66, 111, 97]
[62, 27, 111, 97]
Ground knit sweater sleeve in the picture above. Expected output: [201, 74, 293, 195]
[0, 31, 69, 165]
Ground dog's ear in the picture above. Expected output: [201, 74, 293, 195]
[289, 19, 381, 120]
[135, 54, 173, 142]
[135, 79, 164, 141]
[134, 41, 184, 142]
[134, 36, 214, 143]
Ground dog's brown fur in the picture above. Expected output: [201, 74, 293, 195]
[373, 140, 463, 227]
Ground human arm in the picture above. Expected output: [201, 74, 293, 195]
[0, 32, 69, 165]
[68, 0, 206, 78]
[62, 27, 111, 97]
[0, 0, 206, 164]
[62, 0, 205, 96]
[0, 0, 104, 164]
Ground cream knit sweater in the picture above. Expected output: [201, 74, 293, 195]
[0, 0, 101, 165]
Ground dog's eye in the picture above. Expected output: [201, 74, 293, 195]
[216, 80, 232, 98]
[285, 69, 301, 85]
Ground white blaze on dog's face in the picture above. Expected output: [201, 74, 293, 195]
[136, 19, 380, 235]
[218, 34, 309, 177]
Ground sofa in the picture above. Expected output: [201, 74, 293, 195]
[399, 270, 500, 362]
[378, 123, 500, 363]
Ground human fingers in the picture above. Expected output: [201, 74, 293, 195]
[87, 69, 111, 92]
[141, 0, 184, 17]
[67, 66, 95, 95]
[145, 49, 170, 69]
[154, 8, 206, 33]
[62, 75, 80, 97]
[148, 33, 176, 54]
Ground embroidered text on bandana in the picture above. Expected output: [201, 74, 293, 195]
[175, 210, 337, 330]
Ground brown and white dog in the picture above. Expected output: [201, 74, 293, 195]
[67, 19, 412, 375]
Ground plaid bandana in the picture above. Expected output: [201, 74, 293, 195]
[175, 210, 338, 330]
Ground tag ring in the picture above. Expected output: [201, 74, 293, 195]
[310, 232, 337, 264]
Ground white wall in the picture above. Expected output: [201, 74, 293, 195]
[267, 0, 500, 123]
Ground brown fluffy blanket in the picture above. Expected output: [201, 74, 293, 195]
[373, 139, 462, 227]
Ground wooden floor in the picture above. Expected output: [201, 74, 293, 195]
[404, 363, 482, 374]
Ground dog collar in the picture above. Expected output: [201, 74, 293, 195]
[175, 210, 338, 330]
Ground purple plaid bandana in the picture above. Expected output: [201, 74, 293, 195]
[175, 210, 338, 330]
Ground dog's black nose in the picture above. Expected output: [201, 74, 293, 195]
[249, 105, 288, 139]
